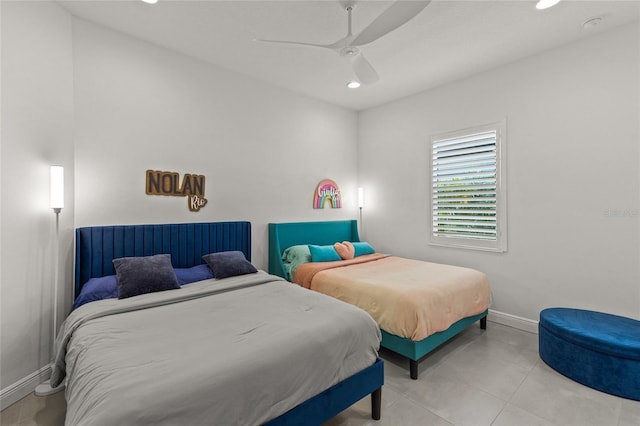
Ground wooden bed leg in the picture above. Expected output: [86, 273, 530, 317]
[371, 388, 382, 420]
[480, 316, 487, 330]
[409, 359, 418, 380]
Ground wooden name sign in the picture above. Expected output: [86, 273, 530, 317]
[146, 170, 208, 212]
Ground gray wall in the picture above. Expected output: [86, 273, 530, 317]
[2, 0, 638, 409]
[72, 19, 360, 267]
[358, 23, 640, 323]
[1, 2, 358, 406]
[1, 0, 75, 403]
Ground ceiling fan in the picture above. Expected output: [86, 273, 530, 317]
[258, 1, 431, 85]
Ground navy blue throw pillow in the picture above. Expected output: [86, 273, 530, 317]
[202, 251, 257, 279]
[113, 254, 180, 299]
[72, 275, 119, 310]
[175, 264, 214, 285]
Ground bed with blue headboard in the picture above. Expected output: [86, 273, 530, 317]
[74, 221, 252, 298]
[269, 220, 489, 380]
[55, 221, 383, 425]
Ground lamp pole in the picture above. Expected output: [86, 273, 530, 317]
[357, 187, 364, 237]
[35, 167, 65, 396]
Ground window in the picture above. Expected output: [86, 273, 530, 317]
[429, 121, 507, 252]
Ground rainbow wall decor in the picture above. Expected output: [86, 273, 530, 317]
[313, 179, 342, 209]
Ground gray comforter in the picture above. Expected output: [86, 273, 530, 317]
[52, 271, 380, 425]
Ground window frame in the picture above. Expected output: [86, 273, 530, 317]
[428, 120, 507, 252]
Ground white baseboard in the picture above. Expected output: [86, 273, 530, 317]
[0, 365, 51, 410]
[488, 309, 539, 334]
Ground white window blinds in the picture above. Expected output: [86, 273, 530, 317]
[430, 122, 507, 252]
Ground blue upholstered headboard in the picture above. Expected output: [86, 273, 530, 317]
[268, 220, 359, 280]
[75, 221, 251, 298]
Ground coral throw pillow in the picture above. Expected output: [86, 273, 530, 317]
[334, 241, 355, 260]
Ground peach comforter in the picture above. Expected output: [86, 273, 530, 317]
[293, 254, 490, 341]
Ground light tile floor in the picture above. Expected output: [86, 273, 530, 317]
[326, 322, 640, 426]
[2, 322, 639, 426]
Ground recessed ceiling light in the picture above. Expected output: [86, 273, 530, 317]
[141, 0, 158, 4]
[536, 0, 561, 10]
[347, 81, 361, 89]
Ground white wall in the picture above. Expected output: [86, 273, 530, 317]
[1, 0, 75, 406]
[3, 0, 637, 409]
[358, 23, 640, 323]
[72, 19, 359, 269]
[1, 4, 358, 406]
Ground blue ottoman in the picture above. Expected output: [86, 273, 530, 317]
[539, 308, 640, 400]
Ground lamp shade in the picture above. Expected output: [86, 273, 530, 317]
[357, 187, 364, 209]
[50, 166, 64, 210]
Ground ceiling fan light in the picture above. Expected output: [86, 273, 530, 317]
[141, 0, 158, 4]
[536, 0, 561, 10]
[347, 81, 361, 89]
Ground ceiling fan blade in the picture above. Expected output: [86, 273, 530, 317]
[327, 34, 356, 50]
[351, 0, 431, 47]
[352, 53, 379, 85]
[256, 39, 334, 50]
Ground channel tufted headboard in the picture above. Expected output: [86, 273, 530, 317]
[268, 220, 359, 280]
[74, 221, 251, 298]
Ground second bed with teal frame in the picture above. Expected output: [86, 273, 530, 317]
[268, 220, 487, 380]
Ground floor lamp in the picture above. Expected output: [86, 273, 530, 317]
[35, 166, 65, 396]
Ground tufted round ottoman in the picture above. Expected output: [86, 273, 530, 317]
[539, 308, 640, 400]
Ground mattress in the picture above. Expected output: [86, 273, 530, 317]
[52, 271, 381, 425]
[294, 255, 490, 341]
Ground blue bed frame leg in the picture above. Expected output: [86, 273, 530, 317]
[480, 316, 487, 330]
[371, 388, 381, 420]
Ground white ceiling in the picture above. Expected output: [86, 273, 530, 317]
[58, 0, 640, 111]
